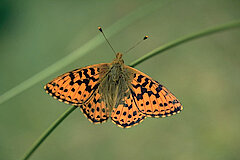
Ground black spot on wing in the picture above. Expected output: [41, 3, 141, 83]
[82, 69, 90, 78]
[69, 72, 75, 81]
[78, 70, 82, 78]
[80, 105, 108, 123]
[69, 81, 74, 85]
[137, 75, 144, 82]
[142, 78, 149, 87]
[133, 111, 137, 116]
[111, 116, 145, 128]
[89, 68, 95, 75]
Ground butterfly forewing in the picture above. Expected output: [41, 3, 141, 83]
[44, 63, 111, 123]
[126, 66, 183, 118]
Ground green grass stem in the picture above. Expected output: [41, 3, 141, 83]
[130, 20, 240, 67]
[21, 106, 77, 160]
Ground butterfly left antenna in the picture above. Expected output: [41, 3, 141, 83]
[98, 26, 116, 55]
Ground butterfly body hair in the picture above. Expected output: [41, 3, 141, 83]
[99, 53, 132, 112]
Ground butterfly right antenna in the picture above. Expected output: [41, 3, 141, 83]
[98, 26, 116, 55]
[125, 35, 149, 54]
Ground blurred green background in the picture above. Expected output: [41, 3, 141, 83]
[1, 0, 240, 160]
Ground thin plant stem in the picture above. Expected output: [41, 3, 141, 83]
[130, 20, 240, 67]
[21, 106, 77, 160]
[21, 20, 240, 160]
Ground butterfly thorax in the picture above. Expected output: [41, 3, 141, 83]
[107, 52, 125, 83]
[99, 52, 131, 112]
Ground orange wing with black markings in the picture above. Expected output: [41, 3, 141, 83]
[44, 63, 110, 123]
[110, 66, 183, 128]
[111, 88, 146, 128]
[126, 66, 183, 118]
[81, 88, 109, 123]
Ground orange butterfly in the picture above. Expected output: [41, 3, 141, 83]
[44, 27, 183, 128]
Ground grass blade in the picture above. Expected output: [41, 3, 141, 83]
[21, 106, 77, 160]
[130, 20, 240, 67]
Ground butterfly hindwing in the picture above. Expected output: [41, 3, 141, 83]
[111, 88, 146, 128]
[81, 89, 109, 123]
[126, 66, 183, 118]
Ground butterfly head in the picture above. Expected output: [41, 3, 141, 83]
[113, 52, 124, 65]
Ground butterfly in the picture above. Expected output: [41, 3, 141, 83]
[44, 28, 183, 128]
